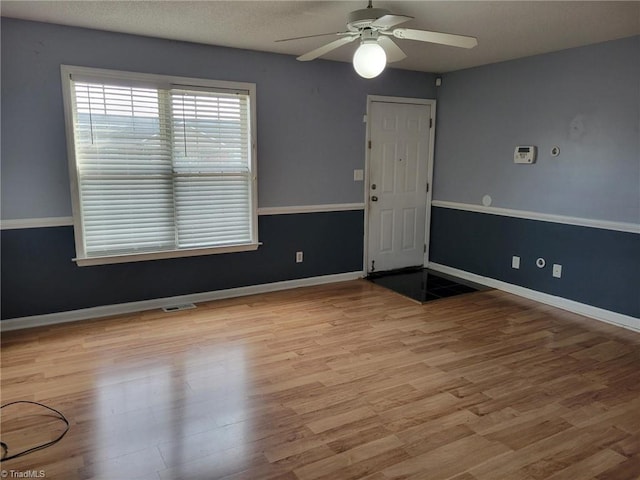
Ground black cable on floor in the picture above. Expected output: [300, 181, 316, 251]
[0, 400, 70, 462]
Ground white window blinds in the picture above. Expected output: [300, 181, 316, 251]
[65, 67, 257, 264]
[171, 90, 252, 249]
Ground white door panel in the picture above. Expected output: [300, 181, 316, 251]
[367, 101, 431, 273]
[402, 208, 417, 250]
[380, 209, 394, 252]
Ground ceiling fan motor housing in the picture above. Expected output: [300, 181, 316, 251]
[347, 8, 390, 31]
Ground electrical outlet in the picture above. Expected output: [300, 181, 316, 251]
[296, 251, 303, 263]
[512, 256, 520, 269]
[552, 264, 562, 278]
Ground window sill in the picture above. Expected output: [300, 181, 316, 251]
[74, 242, 260, 266]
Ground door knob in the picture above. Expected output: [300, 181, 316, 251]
[371, 196, 378, 202]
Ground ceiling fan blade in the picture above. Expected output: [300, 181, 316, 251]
[378, 36, 407, 63]
[371, 14, 413, 30]
[276, 32, 343, 43]
[297, 36, 357, 62]
[392, 28, 478, 49]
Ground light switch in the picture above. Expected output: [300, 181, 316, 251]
[353, 169, 364, 181]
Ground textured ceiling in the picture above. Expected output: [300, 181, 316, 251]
[2, 1, 639, 73]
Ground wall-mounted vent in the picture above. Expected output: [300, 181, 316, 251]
[162, 303, 196, 313]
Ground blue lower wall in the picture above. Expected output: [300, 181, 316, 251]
[1, 211, 364, 319]
[6, 207, 637, 320]
[429, 207, 640, 318]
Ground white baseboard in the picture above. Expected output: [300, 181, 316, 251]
[428, 262, 639, 333]
[6, 266, 637, 334]
[0, 271, 364, 332]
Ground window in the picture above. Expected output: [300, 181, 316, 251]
[61, 66, 258, 266]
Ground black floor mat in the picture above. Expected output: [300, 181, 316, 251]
[367, 268, 489, 303]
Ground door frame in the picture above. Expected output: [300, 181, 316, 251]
[363, 95, 437, 275]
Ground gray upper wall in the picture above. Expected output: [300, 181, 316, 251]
[1, 18, 435, 220]
[433, 35, 640, 225]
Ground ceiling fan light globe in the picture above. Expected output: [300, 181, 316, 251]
[353, 42, 386, 78]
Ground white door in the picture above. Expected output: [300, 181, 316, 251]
[367, 100, 432, 274]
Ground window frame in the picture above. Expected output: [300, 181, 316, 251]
[61, 65, 258, 266]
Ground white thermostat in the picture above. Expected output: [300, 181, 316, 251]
[514, 146, 537, 164]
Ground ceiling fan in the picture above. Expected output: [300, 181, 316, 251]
[277, 1, 478, 78]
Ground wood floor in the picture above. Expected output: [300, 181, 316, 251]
[1, 280, 639, 480]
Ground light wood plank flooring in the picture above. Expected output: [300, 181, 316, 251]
[1, 280, 639, 480]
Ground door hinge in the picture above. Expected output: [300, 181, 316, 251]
[371, 260, 375, 272]
[426, 183, 429, 193]
[368, 140, 372, 149]
[429, 118, 433, 128]
[423, 244, 427, 253]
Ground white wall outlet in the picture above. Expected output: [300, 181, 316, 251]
[512, 255, 520, 269]
[552, 264, 562, 278]
[353, 169, 364, 181]
[296, 251, 303, 263]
